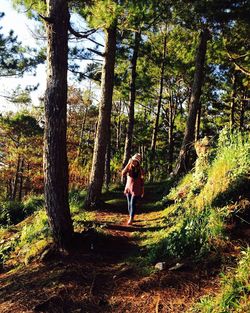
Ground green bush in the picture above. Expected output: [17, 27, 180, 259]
[69, 189, 87, 212]
[19, 210, 50, 247]
[192, 247, 250, 313]
[0, 195, 44, 227]
[141, 128, 249, 266]
[23, 195, 44, 216]
[0, 201, 25, 226]
[145, 207, 224, 263]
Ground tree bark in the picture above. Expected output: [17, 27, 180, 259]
[151, 35, 167, 156]
[149, 34, 167, 180]
[174, 28, 209, 175]
[116, 99, 122, 150]
[77, 106, 88, 162]
[18, 158, 24, 202]
[240, 89, 247, 130]
[11, 154, 20, 201]
[44, 0, 73, 251]
[230, 73, 237, 129]
[105, 126, 111, 190]
[195, 101, 202, 141]
[168, 92, 175, 173]
[85, 24, 116, 208]
[123, 31, 141, 168]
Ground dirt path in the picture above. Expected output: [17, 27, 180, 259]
[0, 185, 248, 313]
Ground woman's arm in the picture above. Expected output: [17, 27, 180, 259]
[121, 159, 131, 177]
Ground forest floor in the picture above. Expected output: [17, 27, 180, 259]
[0, 183, 249, 313]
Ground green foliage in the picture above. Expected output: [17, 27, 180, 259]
[192, 247, 250, 313]
[0, 11, 43, 77]
[19, 210, 50, 248]
[69, 189, 87, 211]
[0, 112, 43, 137]
[0, 209, 51, 268]
[139, 128, 250, 265]
[17, 210, 50, 264]
[69, 189, 95, 229]
[196, 128, 250, 209]
[13, 0, 46, 17]
[23, 194, 44, 216]
[0, 189, 95, 267]
[142, 206, 225, 264]
[0, 195, 44, 227]
[82, 0, 122, 29]
[0, 201, 25, 226]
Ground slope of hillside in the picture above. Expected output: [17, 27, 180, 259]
[0, 129, 249, 313]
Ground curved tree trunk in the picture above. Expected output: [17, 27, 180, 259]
[174, 28, 209, 176]
[44, 0, 73, 251]
[123, 31, 141, 168]
[85, 25, 116, 208]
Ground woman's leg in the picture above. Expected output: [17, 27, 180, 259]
[130, 195, 138, 220]
[126, 194, 131, 216]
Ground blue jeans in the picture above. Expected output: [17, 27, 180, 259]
[126, 194, 138, 219]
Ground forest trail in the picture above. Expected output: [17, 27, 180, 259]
[0, 183, 249, 313]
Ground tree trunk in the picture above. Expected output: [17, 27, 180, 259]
[151, 35, 167, 156]
[77, 107, 88, 161]
[24, 162, 30, 196]
[195, 101, 202, 141]
[168, 93, 174, 173]
[44, 0, 73, 251]
[85, 24, 116, 208]
[174, 28, 209, 175]
[123, 31, 141, 168]
[116, 99, 122, 150]
[240, 89, 247, 130]
[105, 127, 111, 190]
[18, 158, 24, 202]
[11, 154, 20, 201]
[230, 73, 237, 129]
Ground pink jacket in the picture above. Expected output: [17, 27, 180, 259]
[123, 167, 144, 197]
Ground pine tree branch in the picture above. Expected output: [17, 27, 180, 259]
[87, 37, 105, 47]
[39, 14, 53, 23]
[87, 48, 105, 57]
[68, 23, 96, 39]
[227, 50, 250, 76]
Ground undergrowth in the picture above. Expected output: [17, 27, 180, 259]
[134, 128, 250, 266]
[0, 190, 93, 269]
[191, 247, 250, 313]
[0, 195, 44, 227]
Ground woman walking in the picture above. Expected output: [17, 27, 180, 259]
[122, 153, 144, 225]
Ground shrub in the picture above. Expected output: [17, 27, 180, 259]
[0, 195, 45, 227]
[23, 194, 44, 216]
[0, 201, 25, 226]
[192, 247, 250, 313]
[69, 188, 87, 212]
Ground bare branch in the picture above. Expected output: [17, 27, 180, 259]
[87, 37, 105, 47]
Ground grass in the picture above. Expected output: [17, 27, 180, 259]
[0, 192, 95, 269]
[129, 129, 250, 269]
[0, 128, 249, 312]
[191, 247, 250, 313]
